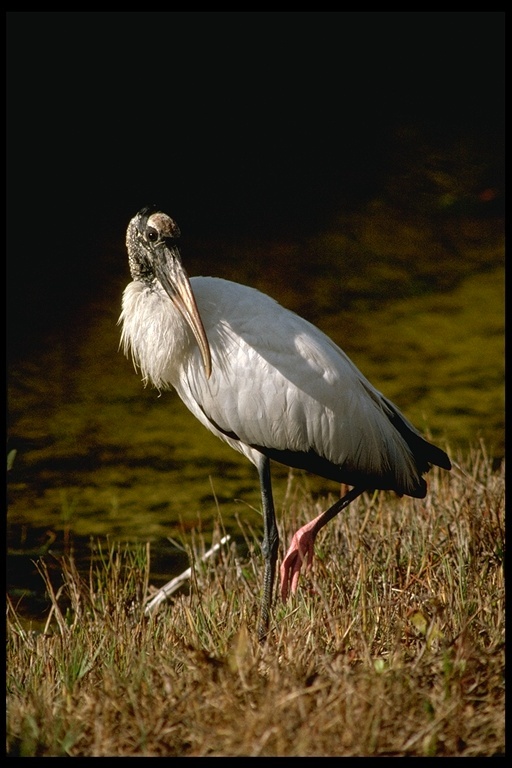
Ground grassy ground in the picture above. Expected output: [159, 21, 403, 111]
[6, 444, 504, 757]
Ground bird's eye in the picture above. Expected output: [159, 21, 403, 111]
[147, 227, 159, 242]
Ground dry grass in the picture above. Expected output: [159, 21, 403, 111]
[6, 445, 504, 757]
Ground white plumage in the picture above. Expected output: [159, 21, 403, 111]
[120, 207, 451, 640]
[123, 276, 421, 491]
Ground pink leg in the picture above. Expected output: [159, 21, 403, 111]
[279, 513, 324, 601]
[279, 486, 364, 601]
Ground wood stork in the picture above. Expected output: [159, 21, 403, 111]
[120, 206, 451, 641]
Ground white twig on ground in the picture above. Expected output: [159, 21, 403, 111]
[144, 534, 231, 615]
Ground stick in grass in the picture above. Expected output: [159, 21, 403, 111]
[144, 535, 231, 615]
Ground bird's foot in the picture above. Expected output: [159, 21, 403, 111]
[279, 518, 319, 601]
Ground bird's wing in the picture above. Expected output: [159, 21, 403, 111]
[175, 278, 421, 489]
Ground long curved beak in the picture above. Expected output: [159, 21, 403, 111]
[155, 246, 212, 379]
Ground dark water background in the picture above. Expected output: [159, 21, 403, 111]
[7, 13, 505, 622]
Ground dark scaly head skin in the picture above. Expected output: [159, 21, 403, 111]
[126, 206, 181, 284]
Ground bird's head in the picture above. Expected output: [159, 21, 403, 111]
[126, 207, 212, 378]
